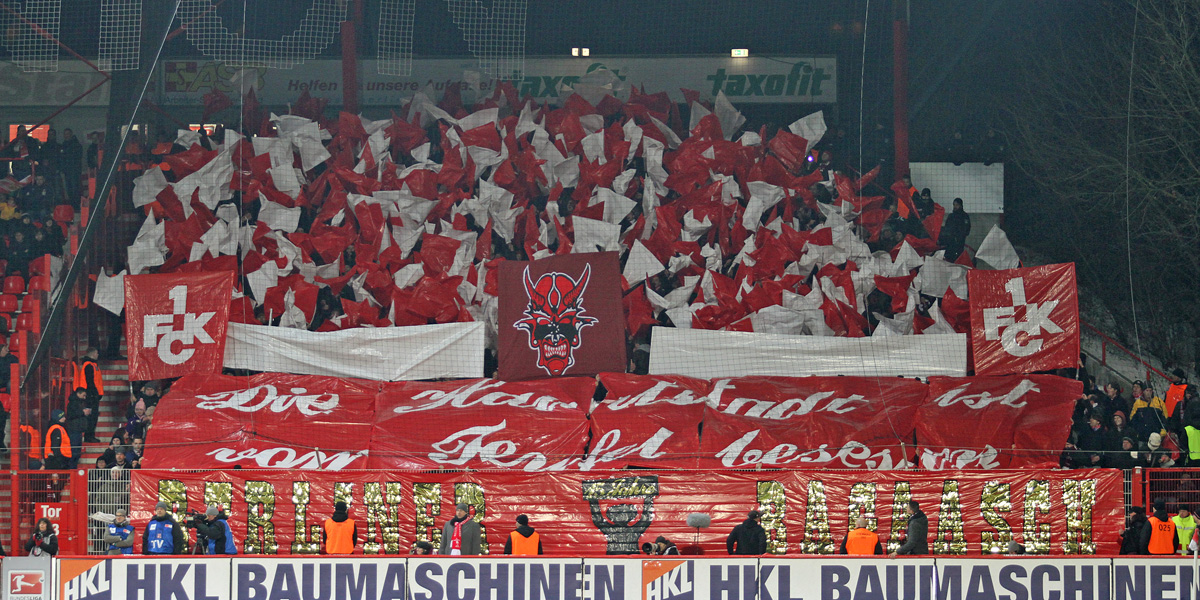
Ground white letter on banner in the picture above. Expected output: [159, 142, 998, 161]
[175, 0, 346, 69]
[378, 0, 527, 77]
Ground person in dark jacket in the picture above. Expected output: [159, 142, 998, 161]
[42, 409, 71, 470]
[726, 509, 768, 555]
[891, 500, 929, 556]
[143, 501, 185, 555]
[940, 198, 971, 261]
[24, 517, 58, 556]
[439, 503, 481, 555]
[64, 387, 90, 467]
[103, 508, 135, 555]
[1108, 437, 1140, 470]
[1121, 507, 1152, 555]
[504, 514, 543, 555]
[653, 535, 679, 555]
[194, 505, 237, 555]
[1073, 413, 1108, 468]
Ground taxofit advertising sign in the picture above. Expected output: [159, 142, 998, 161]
[159, 56, 837, 107]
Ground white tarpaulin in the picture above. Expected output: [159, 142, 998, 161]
[648, 327, 967, 378]
[223, 322, 484, 381]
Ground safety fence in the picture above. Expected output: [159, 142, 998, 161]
[35, 555, 1200, 600]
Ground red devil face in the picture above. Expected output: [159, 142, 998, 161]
[515, 265, 598, 376]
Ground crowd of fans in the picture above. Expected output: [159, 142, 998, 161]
[1067, 369, 1197, 469]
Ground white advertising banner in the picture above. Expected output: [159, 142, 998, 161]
[52, 556, 1200, 600]
[222, 321, 484, 381]
[648, 327, 968, 378]
[160, 56, 837, 107]
[909, 162, 1005, 214]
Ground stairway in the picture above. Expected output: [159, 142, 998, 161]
[78, 357, 132, 469]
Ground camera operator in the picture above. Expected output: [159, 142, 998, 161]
[143, 502, 184, 555]
[24, 518, 58, 556]
[190, 505, 237, 555]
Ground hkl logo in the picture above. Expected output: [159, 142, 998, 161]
[982, 277, 1062, 357]
[142, 285, 216, 365]
[9, 572, 43, 595]
[643, 560, 693, 600]
[515, 265, 597, 376]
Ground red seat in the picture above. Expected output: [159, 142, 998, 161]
[28, 255, 48, 276]
[14, 314, 33, 331]
[27, 275, 50, 292]
[2, 276, 23, 295]
[7, 334, 20, 352]
[0, 295, 15, 313]
[52, 204, 74, 224]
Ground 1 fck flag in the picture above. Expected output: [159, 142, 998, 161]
[125, 271, 235, 380]
[968, 262, 1079, 376]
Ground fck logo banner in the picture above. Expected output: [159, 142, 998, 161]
[497, 252, 626, 380]
[124, 271, 235, 381]
[968, 263, 1080, 376]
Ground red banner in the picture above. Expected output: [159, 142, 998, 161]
[968, 263, 1080, 376]
[699, 377, 927, 470]
[130, 468, 1123, 556]
[497, 252, 627, 380]
[587, 373, 711, 469]
[369, 378, 593, 471]
[124, 271, 235, 380]
[916, 375, 1083, 470]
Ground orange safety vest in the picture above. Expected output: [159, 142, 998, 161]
[1149, 516, 1176, 554]
[20, 424, 42, 459]
[44, 424, 70, 459]
[323, 518, 355, 554]
[845, 528, 880, 555]
[73, 360, 103, 394]
[508, 530, 540, 555]
[1166, 384, 1186, 418]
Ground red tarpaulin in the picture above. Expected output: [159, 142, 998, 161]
[968, 263, 1080, 376]
[124, 271, 235, 381]
[130, 468, 1123, 556]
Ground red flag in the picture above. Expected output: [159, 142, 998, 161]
[124, 271, 235, 380]
[968, 263, 1080, 376]
[497, 252, 627, 380]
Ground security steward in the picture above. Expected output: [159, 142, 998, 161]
[504, 514, 543, 555]
[1148, 498, 1178, 555]
[43, 410, 71, 470]
[73, 348, 103, 443]
[322, 501, 357, 554]
[839, 517, 884, 555]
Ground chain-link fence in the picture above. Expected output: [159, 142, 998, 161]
[86, 467, 131, 554]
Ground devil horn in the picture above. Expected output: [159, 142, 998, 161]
[561, 264, 591, 308]
[524, 266, 548, 310]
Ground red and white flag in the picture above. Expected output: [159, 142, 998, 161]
[968, 263, 1080, 376]
[124, 271, 235, 380]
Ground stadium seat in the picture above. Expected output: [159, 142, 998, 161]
[7, 334, 19, 352]
[14, 314, 34, 332]
[2, 276, 23, 295]
[27, 275, 50, 293]
[52, 204, 74, 224]
[28, 255, 48, 276]
[0, 295, 15, 313]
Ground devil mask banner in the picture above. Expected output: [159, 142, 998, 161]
[130, 468, 1122, 556]
[968, 263, 1080, 376]
[124, 271, 236, 381]
[497, 252, 626, 380]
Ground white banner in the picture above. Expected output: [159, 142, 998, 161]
[648, 327, 968, 378]
[160, 56, 837, 107]
[909, 162, 1005, 214]
[223, 321, 484, 381]
[54, 556, 1200, 600]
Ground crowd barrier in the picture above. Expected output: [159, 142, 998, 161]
[10, 555, 1200, 600]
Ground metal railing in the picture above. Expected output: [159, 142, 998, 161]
[86, 467, 132, 554]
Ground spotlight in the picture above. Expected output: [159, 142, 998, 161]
[731, 49, 749, 58]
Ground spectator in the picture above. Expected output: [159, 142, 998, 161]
[58, 128, 83, 208]
[1109, 411, 1132, 446]
[123, 400, 148, 439]
[42, 409, 71, 470]
[322, 501, 357, 555]
[979, 128, 1006, 165]
[1105, 383, 1130, 416]
[132, 382, 162, 415]
[504, 514, 542, 555]
[410, 541, 433, 555]
[6, 230, 34, 275]
[0, 194, 20, 230]
[940, 198, 971, 261]
[143, 501, 184, 555]
[111, 450, 132, 469]
[839, 517, 883, 555]
[1073, 413, 1107, 468]
[1166, 369, 1189, 419]
[24, 517, 58, 556]
[94, 457, 107, 470]
[1108, 437, 1140, 470]
[74, 348, 103, 443]
[1121, 507, 1151, 555]
[103, 508, 135, 555]
[726, 509, 767, 555]
[1131, 384, 1168, 441]
[17, 174, 54, 219]
[891, 500, 929, 556]
[438, 503, 481, 555]
[65, 387, 90, 466]
[129, 437, 144, 466]
[98, 435, 123, 467]
[1146, 432, 1175, 468]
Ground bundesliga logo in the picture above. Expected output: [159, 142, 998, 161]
[514, 265, 597, 376]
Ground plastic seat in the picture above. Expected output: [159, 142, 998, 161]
[0, 295, 15, 313]
[27, 275, 50, 292]
[2, 276, 23, 295]
[28, 255, 48, 276]
[14, 314, 33, 331]
[7, 334, 20, 352]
